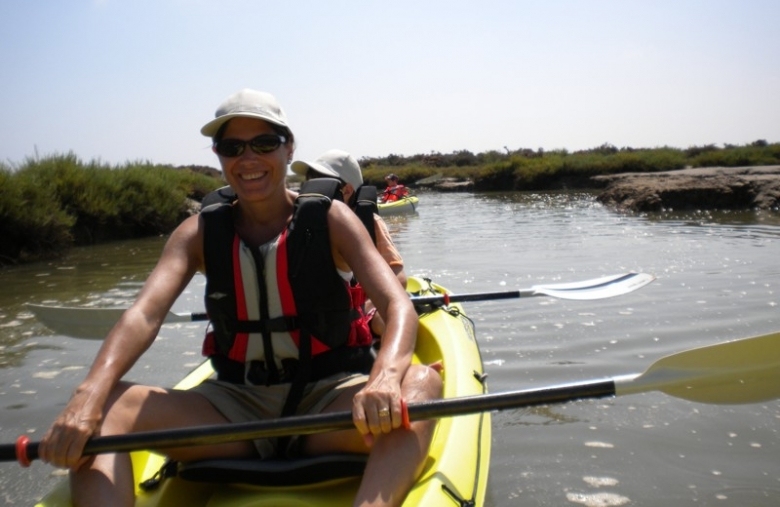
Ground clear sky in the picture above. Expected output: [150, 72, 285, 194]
[1, 0, 778, 170]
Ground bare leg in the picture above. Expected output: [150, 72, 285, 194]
[354, 364, 442, 507]
[304, 364, 443, 507]
[70, 382, 256, 507]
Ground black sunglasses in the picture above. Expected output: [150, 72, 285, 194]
[214, 134, 286, 158]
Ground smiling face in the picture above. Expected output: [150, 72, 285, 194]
[215, 117, 294, 203]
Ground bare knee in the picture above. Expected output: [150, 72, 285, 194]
[401, 364, 443, 402]
[100, 382, 153, 434]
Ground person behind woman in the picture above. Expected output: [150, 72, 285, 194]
[292, 150, 405, 286]
[38, 88, 442, 507]
[292, 150, 405, 338]
[379, 173, 410, 203]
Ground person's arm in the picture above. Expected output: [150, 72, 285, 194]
[37, 214, 204, 469]
[328, 201, 417, 438]
[373, 215, 406, 288]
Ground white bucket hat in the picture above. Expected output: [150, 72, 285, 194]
[201, 89, 289, 137]
[291, 149, 363, 190]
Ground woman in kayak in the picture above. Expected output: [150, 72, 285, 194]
[38, 88, 442, 507]
[379, 173, 409, 203]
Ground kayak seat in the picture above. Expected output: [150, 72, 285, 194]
[177, 453, 368, 487]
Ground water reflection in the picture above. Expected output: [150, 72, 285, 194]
[0, 237, 167, 367]
[0, 339, 63, 369]
[642, 208, 780, 228]
[495, 405, 582, 427]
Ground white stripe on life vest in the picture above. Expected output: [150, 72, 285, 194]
[238, 236, 298, 370]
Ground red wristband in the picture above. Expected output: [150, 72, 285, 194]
[16, 435, 31, 467]
[400, 399, 411, 430]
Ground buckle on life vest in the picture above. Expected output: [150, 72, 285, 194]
[246, 359, 299, 386]
[233, 316, 300, 334]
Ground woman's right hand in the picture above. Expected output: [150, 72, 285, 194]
[37, 388, 104, 470]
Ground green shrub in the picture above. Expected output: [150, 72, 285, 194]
[0, 160, 76, 264]
[360, 142, 774, 191]
[474, 160, 519, 191]
[690, 143, 780, 168]
[0, 153, 222, 265]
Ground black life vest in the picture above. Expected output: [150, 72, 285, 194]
[200, 178, 373, 398]
[351, 184, 378, 244]
[204, 183, 379, 243]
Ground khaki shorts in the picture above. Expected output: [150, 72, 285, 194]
[190, 372, 367, 458]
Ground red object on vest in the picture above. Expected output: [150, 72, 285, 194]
[348, 283, 373, 347]
[15, 435, 31, 467]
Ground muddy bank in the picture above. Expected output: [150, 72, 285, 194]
[593, 165, 780, 212]
[414, 174, 475, 192]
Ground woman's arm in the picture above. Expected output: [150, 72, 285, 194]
[37, 214, 205, 469]
[328, 201, 418, 437]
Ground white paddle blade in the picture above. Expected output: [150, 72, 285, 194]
[26, 304, 125, 339]
[26, 304, 193, 339]
[531, 272, 656, 300]
[615, 331, 780, 404]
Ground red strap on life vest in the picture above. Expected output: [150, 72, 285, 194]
[347, 283, 373, 347]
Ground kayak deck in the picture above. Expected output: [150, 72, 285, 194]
[36, 277, 490, 506]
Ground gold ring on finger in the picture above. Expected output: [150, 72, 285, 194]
[378, 407, 390, 418]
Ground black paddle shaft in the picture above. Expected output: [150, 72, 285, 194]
[411, 290, 524, 306]
[2, 380, 616, 465]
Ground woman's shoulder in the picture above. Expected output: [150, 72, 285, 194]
[327, 198, 352, 216]
[327, 199, 368, 237]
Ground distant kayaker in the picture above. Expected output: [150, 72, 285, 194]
[38, 89, 442, 507]
[379, 173, 410, 203]
[292, 150, 406, 338]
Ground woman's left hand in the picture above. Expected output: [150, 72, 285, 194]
[351, 370, 403, 447]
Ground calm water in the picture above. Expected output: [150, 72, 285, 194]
[1, 191, 778, 506]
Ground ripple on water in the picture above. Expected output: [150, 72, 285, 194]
[584, 441, 615, 449]
[566, 492, 631, 506]
[583, 476, 620, 488]
[32, 371, 61, 379]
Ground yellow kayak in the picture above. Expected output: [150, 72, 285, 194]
[36, 277, 491, 506]
[377, 196, 419, 216]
